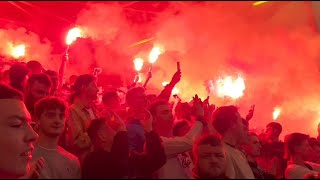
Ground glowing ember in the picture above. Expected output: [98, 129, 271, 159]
[11, 44, 25, 58]
[216, 76, 245, 99]
[162, 81, 169, 86]
[133, 58, 144, 72]
[273, 107, 281, 121]
[149, 46, 163, 64]
[66, 27, 83, 45]
[138, 73, 144, 83]
[162, 81, 179, 94]
[253, 1, 268, 6]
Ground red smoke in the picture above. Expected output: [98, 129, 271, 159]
[2, 1, 320, 138]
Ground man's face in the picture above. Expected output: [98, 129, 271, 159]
[265, 127, 280, 142]
[243, 135, 262, 157]
[0, 99, 38, 177]
[39, 109, 65, 137]
[231, 112, 246, 141]
[196, 144, 226, 178]
[84, 81, 99, 101]
[30, 81, 51, 103]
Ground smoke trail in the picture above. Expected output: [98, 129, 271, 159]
[0, 27, 54, 69]
[73, 1, 320, 137]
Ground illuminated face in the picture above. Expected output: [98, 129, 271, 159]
[265, 126, 281, 142]
[243, 135, 262, 157]
[39, 109, 65, 137]
[195, 144, 226, 178]
[231, 112, 246, 141]
[85, 81, 99, 101]
[0, 99, 38, 178]
[30, 81, 51, 103]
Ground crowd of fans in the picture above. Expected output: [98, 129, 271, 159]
[0, 59, 320, 179]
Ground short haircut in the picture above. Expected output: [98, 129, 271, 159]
[148, 100, 168, 118]
[0, 83, 23, 100]
[25, 73, 52, 89]
[34, 97, 67, 119]
[284, 133, 309, 160]
[126, 87, 145, 107]
[102, 91, 118, 105]
[86, 118, 106, 143]
[212, 106, 239, 136]
[26, 60, 43, 71]
[266, 122, 282, 134]
[172, 120, 190, 137]
[193, 134, 222, 155]
[9, 63, 29, 84]
[71, 74, 95, 96]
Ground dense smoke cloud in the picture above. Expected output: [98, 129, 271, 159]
[70, 1, 320, 137]
[0, 27, 54, 69]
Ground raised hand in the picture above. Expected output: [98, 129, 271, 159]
[170, 70, 181, 85]
[246, 105, 255, 121]
[19, 157, 45, 179]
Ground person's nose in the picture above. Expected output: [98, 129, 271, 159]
[25, 122, 39, 143]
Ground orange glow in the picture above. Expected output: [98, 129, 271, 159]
[133, 58, 144, 72]
[253, 1, 267, 6]
[66, 27, 83, 45]
[149, 46, 164, 64]
[10, 44, 25, 59]
[129, 37, 155, 47]
[138, 73, 144, 83]
[216, 76, 245, 99]
[273, 107, 281, 121]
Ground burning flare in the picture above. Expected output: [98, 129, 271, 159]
[149, 46, 164, 64]
[133, 58, 144, 72]
[273, 107, 281, 121]
[138, 73, 144, 83]
[66, 27, 83, 45]
[216, 76, 245, 99]
[10, 44, 26, 59]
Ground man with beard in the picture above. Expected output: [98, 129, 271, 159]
[24, 73, 52, 118]
[32, 97, 81, 178]
[192, 134, 228, 179]
[67, 74, 100, 162]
